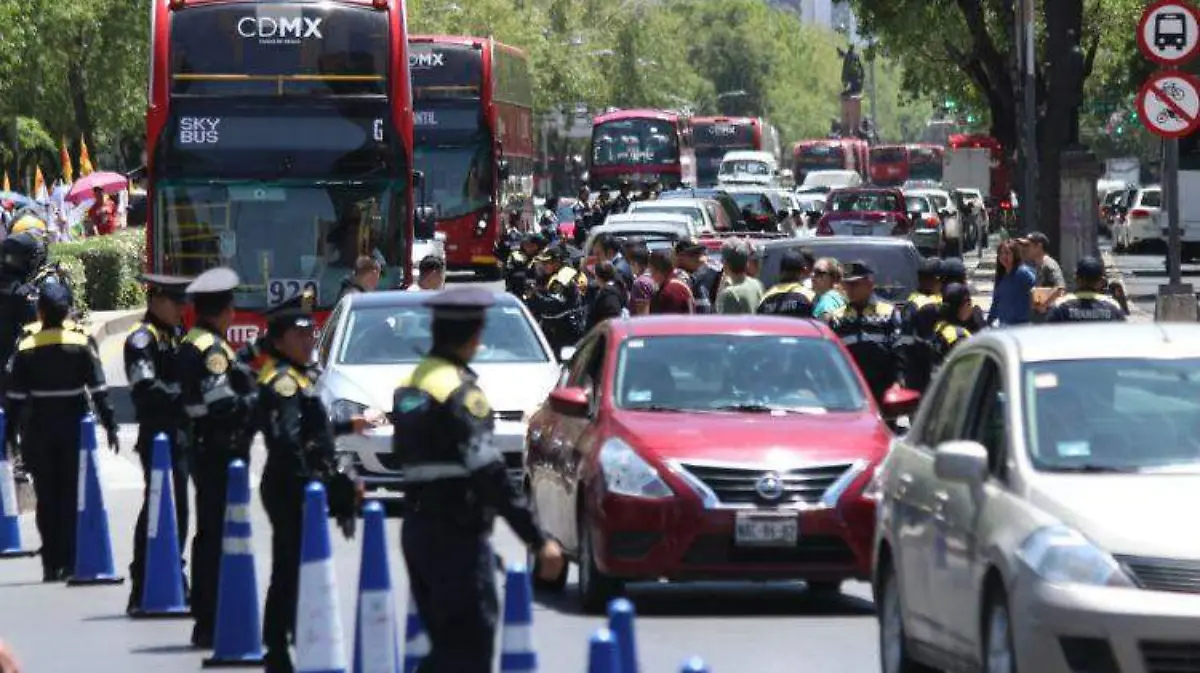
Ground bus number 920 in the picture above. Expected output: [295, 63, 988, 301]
[267, 279, 320, 307]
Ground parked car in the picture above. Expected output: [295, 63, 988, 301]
[583, 220, 693, 259]
[626, 198, 720, 234]
[758, 236, 921, 303]
[874, 323, 1200, 673]
[1127, 185, 1163, 252]
[314, 290, 560, 497]
[901, 193, 944, 255]
[525, 315, 921, 611]
[904, 187, 966, 254]
[816, 188, 912, 238]
[723, 185, 789, 232]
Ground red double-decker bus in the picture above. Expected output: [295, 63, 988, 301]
[691, 116, 781, 186]
[869, 143, 944, 186]
[588, 109, 697, 191]
[409, 36, 535, 277]
[792, 138, 868, 184]
[146, 0, 414, 344]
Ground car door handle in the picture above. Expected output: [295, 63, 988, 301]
[895, 473, 914, 499]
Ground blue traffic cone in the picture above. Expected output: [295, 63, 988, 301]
[0, 409, 35, 559]
[353, 501, 400, 673]
[680, 657, 709, 673]
[587, 629, 621, 673]
[131, 433, 189, 618]
[402, 587, 429, 673]
[295, 482, 348, 673]
[203, 459, 264, 668]
[608, 598, 638, 673]
[67, 414, 124, 585]
[500, 564, 537, 673]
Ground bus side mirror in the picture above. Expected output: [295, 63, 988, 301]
[412, 170, 425, 189]
[498, 160, 510, 181]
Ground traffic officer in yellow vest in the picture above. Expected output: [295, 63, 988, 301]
[932, 283, 975, 367]
[19, 277, 96, 349]
[4, 282, 118, 582]
[1047, 257, 1126, 323]
[177, 267, 258, 648]
[257, 290, 371, 673]
[898, 257, 942, 392]
[938, 257, 989, 331]
[503, 233, 545, 297]
[394, 288, 564, 673]
[526, 245, 586, 355]
[830, 260, 906, 404]
[125, 273, 194, 614]
[757, 250, 815, 317]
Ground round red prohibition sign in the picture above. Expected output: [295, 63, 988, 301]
[1137, 70, 1200, 139]
[1138, 0, 1200, 66]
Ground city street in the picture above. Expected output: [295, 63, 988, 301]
[0, 275, 884, 673]
[1108, 242, 1186, 318]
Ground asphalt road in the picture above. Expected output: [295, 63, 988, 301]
[0, 273, 885, 673]
[1108, 240, 1193, 317]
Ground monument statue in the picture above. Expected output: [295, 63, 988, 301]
[838, 45, 865, 97]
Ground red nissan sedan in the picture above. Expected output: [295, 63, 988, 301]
[523, 315, 920, 612]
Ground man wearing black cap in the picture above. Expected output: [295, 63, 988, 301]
[257, 290, 373, 673]
[936, 257, 988, 332]
[674, 238, 718, 314]
[898, 257, 943, 393]
[1046, 257, 1126, 323]
[527, 245, 586, 356]
[177, 267, 258, 648]
[5, 282, 118, 582]
[124, 273, 194, 615]
[393, 287, 564, 672]
[503, 233, 544, 297]
[830, 260, 906, 404]
[758, 249, 815, 318]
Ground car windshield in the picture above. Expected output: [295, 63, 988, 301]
[830, 191, 900, 212]
[337, 303, 548, 365]
[589, 231, 679, 254]
[1024, 359, 1200, 473]
[796, 196, 825, 211]
[729, 191, 773, 215]
[802, 172, 851, 188]
[413, 103, 494, 220]
[906, 196, 932, 213]
[720, 160, 771, 176]
[615, 335, 866, 413]
[919, 193, 949, 209]
[761, 243, 917, 300]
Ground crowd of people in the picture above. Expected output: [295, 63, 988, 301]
[0, 185, 128, 243]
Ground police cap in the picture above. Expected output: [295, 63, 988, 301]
[535, 245, 569, 264]
[1076, 255, 1105, 280]
[942, 282, 971, 308]
[918, 257, 943, 277]
[779, 249, 808, 274]
[264, 287, 316, 333]
[939, 257, 967, 282]
[37, 280, 72, 317]
[423, 287, 496, 321]
[186, 267, 240, 296]
[138, 273, 193, 301]
[842, 259, 874, 282]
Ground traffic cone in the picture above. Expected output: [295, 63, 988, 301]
[203, 459, 264, 668]
[679, 657, 709, 673]
[500, 564, 537, 673]
[130, 433, 189, 619]
[67, 414, 124, 585]
[295, 481, 348, 673]
[0, 409, 35, 559]
[607, 598, 639, 673]
[353, 500, 400, 673]
[402, 588, 429, 673]
[587, 629, 620, 673]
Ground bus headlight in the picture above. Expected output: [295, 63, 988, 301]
[475, 219, 488, 236]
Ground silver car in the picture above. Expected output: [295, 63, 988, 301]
[314, 290, 561, 497]
[873, 323, 1200, 673]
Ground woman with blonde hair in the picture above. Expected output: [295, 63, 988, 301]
[811, 257, 847, 321]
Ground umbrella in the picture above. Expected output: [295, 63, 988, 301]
[66, 171, 127, 204]
[0, 191, 32, 207]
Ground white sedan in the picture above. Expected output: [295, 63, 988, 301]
[314, 290, 561, 498]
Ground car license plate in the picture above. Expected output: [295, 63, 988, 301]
[852, 224, 872, 235]
[734, 512, 798, 547]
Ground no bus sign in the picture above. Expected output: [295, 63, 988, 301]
[1138, 0, 1200, 65]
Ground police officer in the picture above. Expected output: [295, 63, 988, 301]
[526, 245, 586, 355]
[830, 260, 905, 404]
[4, 282, 118, 582]
[258, 291, 370, 673]
[124, 274, 194, 614]
[393, 288, 565, 673]
[178, 267, 258, 648]
[757, 250, 815, 317]
[1047, 257, 1126, 323]
[0, 233, 44, 376]
[19, 277, 95, 347]
[503, 233, 545, 297]
[932, 283, 975, 367]
[610, 181, 633, 215]
[899, 257, 943, 393]
[938, 257, 988, 331]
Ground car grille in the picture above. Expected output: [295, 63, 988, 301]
[1118, 555, 1200, 594]
[1141, 641, 1200, 672]
[677, 462, 854, 506]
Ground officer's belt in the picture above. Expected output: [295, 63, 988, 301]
[7, 384, 106, 400]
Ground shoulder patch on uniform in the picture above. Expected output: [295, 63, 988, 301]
[129, 329, 152, 349]
[463, 387, 491, 419]
[206, 351, 229, 375]
[394, 389, 427, 414]
[273, 376, 297, 397]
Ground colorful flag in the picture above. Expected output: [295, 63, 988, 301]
[2, 172, 8, 192]
[79, 137, 94, 176]
[60, 137, 73, 183]
[33, 166, 47, 202]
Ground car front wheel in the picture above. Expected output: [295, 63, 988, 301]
[576, 511, 622, 614]
[878, 562, 932, 673]
[983, 586, 1016, 673]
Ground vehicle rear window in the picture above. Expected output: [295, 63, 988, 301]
[906, 196, 931, 213]
[337, 304, 547, 364]
[829, 192, 901, 213]
[871, 147, 906, 163]
[1139, 190, 1162, 208]
[760, 243, 918, 300]
[729, 192, 774, 215]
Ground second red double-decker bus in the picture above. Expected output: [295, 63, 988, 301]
[588, 109, 697, 191]
[691, 116, 781, 186]
[869, 143, 945, 186]
[409, 35, 535, 277]
[146, 0, 414, 344]
[792, 138, 868, 184]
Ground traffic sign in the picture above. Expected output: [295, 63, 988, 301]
[1137, 71, 1200, 138]
[1138, 0, 1200, 65]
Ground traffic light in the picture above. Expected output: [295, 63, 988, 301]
[966, 113, 977, 124]
[945, 98, 958, 111]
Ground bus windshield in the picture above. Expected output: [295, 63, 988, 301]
[909, 148, 944, 181]
[413, 103, 494, 220]
[693, 122, 754, 149]
[592, 119, 679, 166]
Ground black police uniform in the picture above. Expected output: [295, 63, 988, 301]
[257, 293, 358, 673]
[831, 261, 906, 403]
[932, 321, 972, 364]
[758, 251, 815, 317]
[0, 233, 43, 379]
[898, 258, 943, 393]
[503, 235, 544, 297]
[5, 283, 117, 581]
[178, 268, 258, 646]
[937, 258, 989, 332]
[1046, 291, 1125, 323]
[394, 288, 548, 673]
[125, 274, 193, 612]
[527, 247, 586, 353]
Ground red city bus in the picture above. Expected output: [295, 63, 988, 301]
[869, 143, 945, 186]
[409, 36, 535, 277]
[908, 144, 944, 182]
[146, 0, 414, 345]
[792, 138, 866, 184]
[588, 109, 697, 191]
[691, 116, 781, 186]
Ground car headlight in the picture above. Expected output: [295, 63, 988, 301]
[598, 437, 673, 499]
[1016, 525, 1136, 588]
[859, 466, 884, 502]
